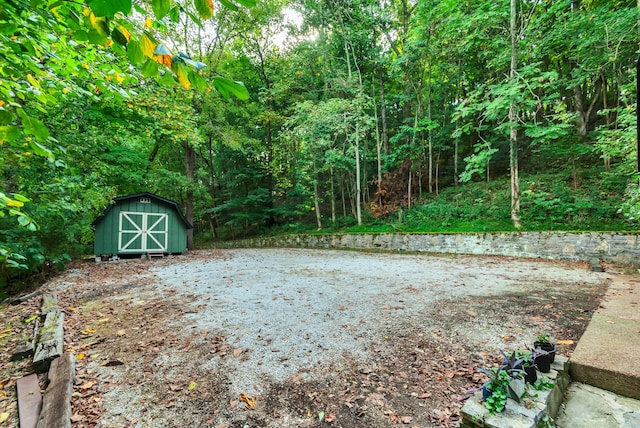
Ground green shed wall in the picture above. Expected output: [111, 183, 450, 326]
[94, 199, 187, 255]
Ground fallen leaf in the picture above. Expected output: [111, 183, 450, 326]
[233, 348, 243, 357]
[0, 413, 7, 423]
[71, 413, 86, 422]
[325, 413, 336, 422]
[318, 411, 325, 421]
[81, 328, 97, 335]
[239, 393, 256, 410]
[77, 353, 85, 361]
[24, 315, 38, 324]
[116, 329, 126, 336]
[400, 415, 412, 423]
[230, 400, 238, 409]
[466, 309, 477, 317]
[531, 316, 545, 322]
[79, 381, 96, 390]
[188, 381, 197, 391]
[98, 318, 110, 323]
[557, 339, 574, 345]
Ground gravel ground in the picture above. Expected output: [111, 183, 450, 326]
[148, 249, 606, 395]
[27, 248, 612, 427]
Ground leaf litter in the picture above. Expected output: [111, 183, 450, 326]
[0, 248, 612, 427]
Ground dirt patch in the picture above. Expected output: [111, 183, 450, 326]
[0, 249, 613, 427]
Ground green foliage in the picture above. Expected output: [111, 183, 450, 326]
[483, 368, 510, 415]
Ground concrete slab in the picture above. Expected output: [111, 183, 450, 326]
[555, 383, 640, 428]
[570, 276, 640, 399]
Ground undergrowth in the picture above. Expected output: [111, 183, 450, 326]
[198, 168, 631, 245]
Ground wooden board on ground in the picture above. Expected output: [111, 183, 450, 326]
[36, 353, 75, 428]
[11, 319, 39, 361]
[40, 293, 58, 316]
[33, 310, 64, 374]
[10, 290, 42, 306]
[17, 373, 42, 428]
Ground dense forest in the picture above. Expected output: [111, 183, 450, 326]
[1, 0, 639, 290]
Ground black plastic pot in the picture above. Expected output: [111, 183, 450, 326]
[534, 353, 552, 373]
[534, 341, 556, 363]
[524, 365, 537, 384]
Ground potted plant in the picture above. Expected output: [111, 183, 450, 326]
[479, 361, 526, 415]
[514, 349, 537, 385]
[533, 333, 557, 373]
[479, 367, 510, 414]
[534, 333, 556, 362]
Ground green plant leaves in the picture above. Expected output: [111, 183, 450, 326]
[87, 0, 132, 17]
[0, 126, 21, 142]
[141, 59, 160, 77]
[152, 0, 172, 20]
[17, 109, 49, 142]
[218, 0, 238, 11]
[235, 0, 257, 6]
[127, 39, 145, 64]
[194, 0, 214, 20]
[213, 77, 249, 100]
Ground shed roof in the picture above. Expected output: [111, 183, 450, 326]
[92, 192, 192, 229]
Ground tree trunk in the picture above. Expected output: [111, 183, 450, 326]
[355, 123, 362, 225]
[184, 141, 196, 250]
[330, 166, 336, 223]
[454, 140, 459, 186]
[509, 0, 521, 229]
[427, 61, 433, 194]
[313, 173, 322, 229]
[407, 167, 412, 210]
[378, 66, 389, 155]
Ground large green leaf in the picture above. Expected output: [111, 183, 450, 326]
[0, 110, 16, 125]
[17, 109, 50, 142]
[111, 27, 129, 46]
[157, 71, 176, 87]
[213, 77, 249, 100]
[141, 58, 159, 77]
[194, 0, 214, 19]
[28, 140, 54, 158]
[235, 0, 257, 6]
[152, 0, 172, 20]
[188, 70, 208, 92]
[218, 0, 238, 11]
[87, 0, 132, 17]
[0, 125, 21, 142]
[127, 39, 145, 64]
[169, 6, 181, 22]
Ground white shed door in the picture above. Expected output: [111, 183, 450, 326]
[118, 212, 168, 252]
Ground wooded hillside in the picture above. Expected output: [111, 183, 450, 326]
[1, 0, 638, 291]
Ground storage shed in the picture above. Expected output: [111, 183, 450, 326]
[92, 193, 192, 257]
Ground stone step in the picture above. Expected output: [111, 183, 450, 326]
[569, 276, 640, 400]
[555, 383, 640, 427]
[461, 356, 570, 428]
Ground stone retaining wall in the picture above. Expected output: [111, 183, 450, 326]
[223, 231, 640, 265]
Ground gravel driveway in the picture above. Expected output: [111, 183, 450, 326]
[51, 248, 611, 427]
